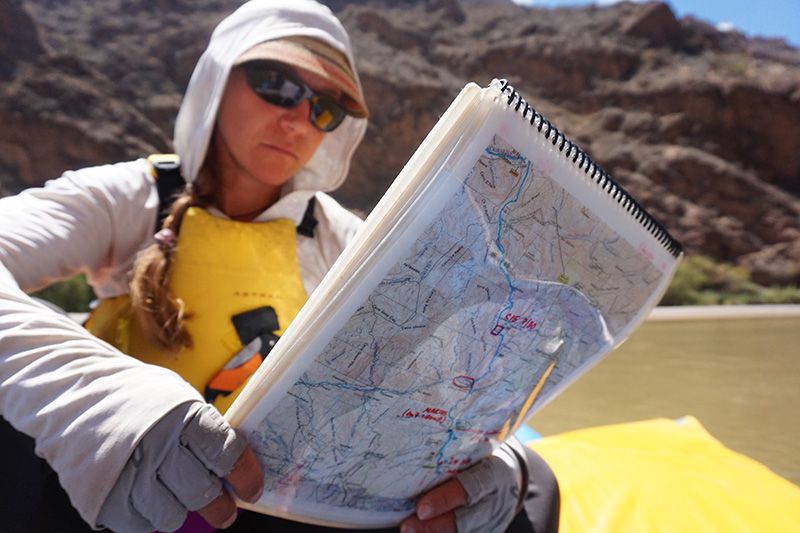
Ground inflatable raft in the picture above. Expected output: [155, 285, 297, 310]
[524, 417, 800, 532]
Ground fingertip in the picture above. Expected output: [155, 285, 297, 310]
[220, 510, 237, 529]
[227, 447, 264, 503]
[401, 511, 457, 533]
[400, 515, 421, 533]
[417, 502, 434, 520]
[198, 491, 237, 529]
[400, 521, 417, 533]
[416, 478, 467, 518]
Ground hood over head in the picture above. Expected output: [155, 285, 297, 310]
[173, 0, 367, 193]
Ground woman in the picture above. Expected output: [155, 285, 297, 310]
[0, 1, 557, 532]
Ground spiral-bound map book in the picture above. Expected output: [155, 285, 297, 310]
[226, 79, 683, 528]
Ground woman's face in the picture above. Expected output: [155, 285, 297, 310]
[212, 63, 333, 207]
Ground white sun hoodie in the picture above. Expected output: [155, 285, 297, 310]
[0, 0, 367, 526]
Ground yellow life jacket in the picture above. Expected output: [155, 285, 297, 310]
[86, 207, 308, 413]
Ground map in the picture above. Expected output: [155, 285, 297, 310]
[244, 134, 668, 525]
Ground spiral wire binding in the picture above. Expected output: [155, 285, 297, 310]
[495, 79, 682, 258]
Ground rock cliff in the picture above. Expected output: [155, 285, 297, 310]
[2, 0, 799, 285]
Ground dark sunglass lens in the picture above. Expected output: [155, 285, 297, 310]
[245, 67, 306, 108]
[243, 63, 348, 132]
[309, 95, 347, 132]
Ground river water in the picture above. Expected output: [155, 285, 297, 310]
[528, 312, 800, 485]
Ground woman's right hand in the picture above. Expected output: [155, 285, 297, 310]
[96, 402, 263, 532]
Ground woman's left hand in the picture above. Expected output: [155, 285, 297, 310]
[399, 439, 526, 533]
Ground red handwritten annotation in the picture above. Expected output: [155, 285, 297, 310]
[503, 313, 537, 330]
[438, 456, 473, 474]
[401, 407, 448, 424]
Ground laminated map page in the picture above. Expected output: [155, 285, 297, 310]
[226, 79, 683, 528]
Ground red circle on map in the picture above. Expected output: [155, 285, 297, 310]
[452, 375, 475, 390]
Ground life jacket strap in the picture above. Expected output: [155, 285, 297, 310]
[147, 154, 185, 231]
[297, 197, 318, 238]
[147, 153, 318, 238]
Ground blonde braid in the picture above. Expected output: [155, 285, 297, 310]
[129, 163, 217, 351]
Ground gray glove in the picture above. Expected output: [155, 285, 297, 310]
[453, 437, 527, 533]
[96, 401, 248, 533]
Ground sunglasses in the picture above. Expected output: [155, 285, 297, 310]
[240, 62, 348, 132]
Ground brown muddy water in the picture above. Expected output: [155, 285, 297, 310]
[528, 312, 800, 485]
